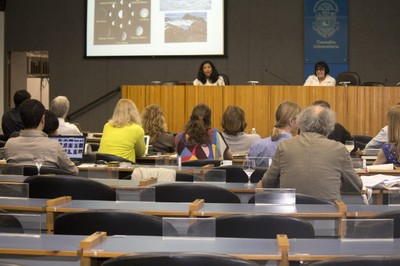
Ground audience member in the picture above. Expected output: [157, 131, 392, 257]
[175, 103, 232, 162]
[98, 99, 146, 162]
[258, 105, 362, 201]
[43, 110, 60, 136]
[373, 105, 400, 165]
[221, 105, 261, 154]
[50, 96, 82, 135]
[193, 61, 225, 86]
[365, 125, 388, 149]
[249, 100, 301, 166]
[312, 100, 354, 145]
[304, 61, 336, 86]
[1, 90, 31, 140]
[4, 99, 78, 175]
[141, 104, 175, 154]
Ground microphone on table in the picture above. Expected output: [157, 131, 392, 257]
[264, 68, 291, 85]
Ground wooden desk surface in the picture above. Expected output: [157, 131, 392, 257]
[81, 234, 282, 262]
[288, 238, 400, 262]
[0, 234, 83, 257]
[190, 202, 342, 218]
[346, 204, 400, 218]
[0, 197, 48, 212]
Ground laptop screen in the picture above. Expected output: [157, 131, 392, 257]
[50, 136, 86, 160]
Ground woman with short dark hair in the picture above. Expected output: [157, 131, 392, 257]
[303, 61, 336, 86]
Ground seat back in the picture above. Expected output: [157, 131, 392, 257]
[54, 210, 173, 236]
[96, 153, 134, 163]
[24, 175, 116, 200]
[206, 165, 248, 183]
[189, 214, 315, 239]
[250, 167, 268, 183]
[0, 210, 24, 234]
[369, 210, 400, 238]
[102, 252, 259, 266]
[220, 73, 230, 85]
[248, 193, 333, 204]
[181, 159, 221, 167]
[155, 183, 240, 203]
[336, 72, 361, 85]
[1, 165, 73, 176]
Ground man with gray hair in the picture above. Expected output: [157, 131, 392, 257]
[258, 105, 362, 202]
[50, 96, 82, 136]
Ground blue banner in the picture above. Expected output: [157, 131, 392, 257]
[304, 0, 348, 80]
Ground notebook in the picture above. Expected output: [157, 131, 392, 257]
[50, 136, 86, 163]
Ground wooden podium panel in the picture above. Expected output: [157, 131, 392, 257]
[122, 85, 398, 138]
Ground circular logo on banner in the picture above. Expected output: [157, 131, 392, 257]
[312, 0, 339, 38]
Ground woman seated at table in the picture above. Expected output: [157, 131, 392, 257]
[99, 99, 146, 163]
[248, 100, 301, 166]
[193, 61, 225, 86]
[374, 105, 400, 165]
[142, 104, 175, 154]
[221, 105, 261, 154]
[175, 103, 232, 162]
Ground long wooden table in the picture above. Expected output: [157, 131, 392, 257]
[0, 234, 84, 266]
[122, 85, 400, 138]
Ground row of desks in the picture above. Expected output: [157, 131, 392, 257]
[0, 196, 399, 235]
[2, 232, 400, 266]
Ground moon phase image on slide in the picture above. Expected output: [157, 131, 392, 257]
[94, 0, 150, 45]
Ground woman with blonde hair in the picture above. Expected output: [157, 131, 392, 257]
[99, 99, 146, 162]
[175, 103, 232, 162]
[374, 105, 400, 165]
[249, 100, 301, 165]
[142, 104, 175, 154]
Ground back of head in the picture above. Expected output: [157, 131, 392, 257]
[222, 105, 247, 135]
[312, 99, 331, 109]
[13, 90, 31, 107]
[142, 104, 166, 142]
[19, 99, 45, 129]
[50, 96, 70, 118]
[43, 110, 59, 135]
[271, 100, 301, 141]
[297, 105, 335, 136]
[185, 103, 212, 144]
[314, 61, 330, 75]
[110, 99, 141, 127]
[387, 105, 400, 145]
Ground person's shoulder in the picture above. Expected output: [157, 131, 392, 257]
[246, 133, 261, 141]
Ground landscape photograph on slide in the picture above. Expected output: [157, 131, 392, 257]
[164, 12, 207, 43]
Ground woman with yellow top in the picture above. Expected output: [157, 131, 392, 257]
[99, 99, 146, 162]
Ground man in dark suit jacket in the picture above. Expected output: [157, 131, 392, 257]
[1, 90, 31, 140]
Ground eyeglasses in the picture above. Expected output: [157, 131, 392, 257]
[316, 68, 325, 71]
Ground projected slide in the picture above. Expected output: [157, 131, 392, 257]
[87, 0, 224, 56]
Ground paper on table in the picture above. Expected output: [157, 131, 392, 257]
[366, 163, 394, 171]
[361, 174, 400, 188]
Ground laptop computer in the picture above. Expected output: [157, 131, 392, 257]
[50, 136, 86, 165]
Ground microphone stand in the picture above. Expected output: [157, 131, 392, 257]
[265, 68, 291, 85]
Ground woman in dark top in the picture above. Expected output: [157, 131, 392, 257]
[141, 104, 175, 154]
